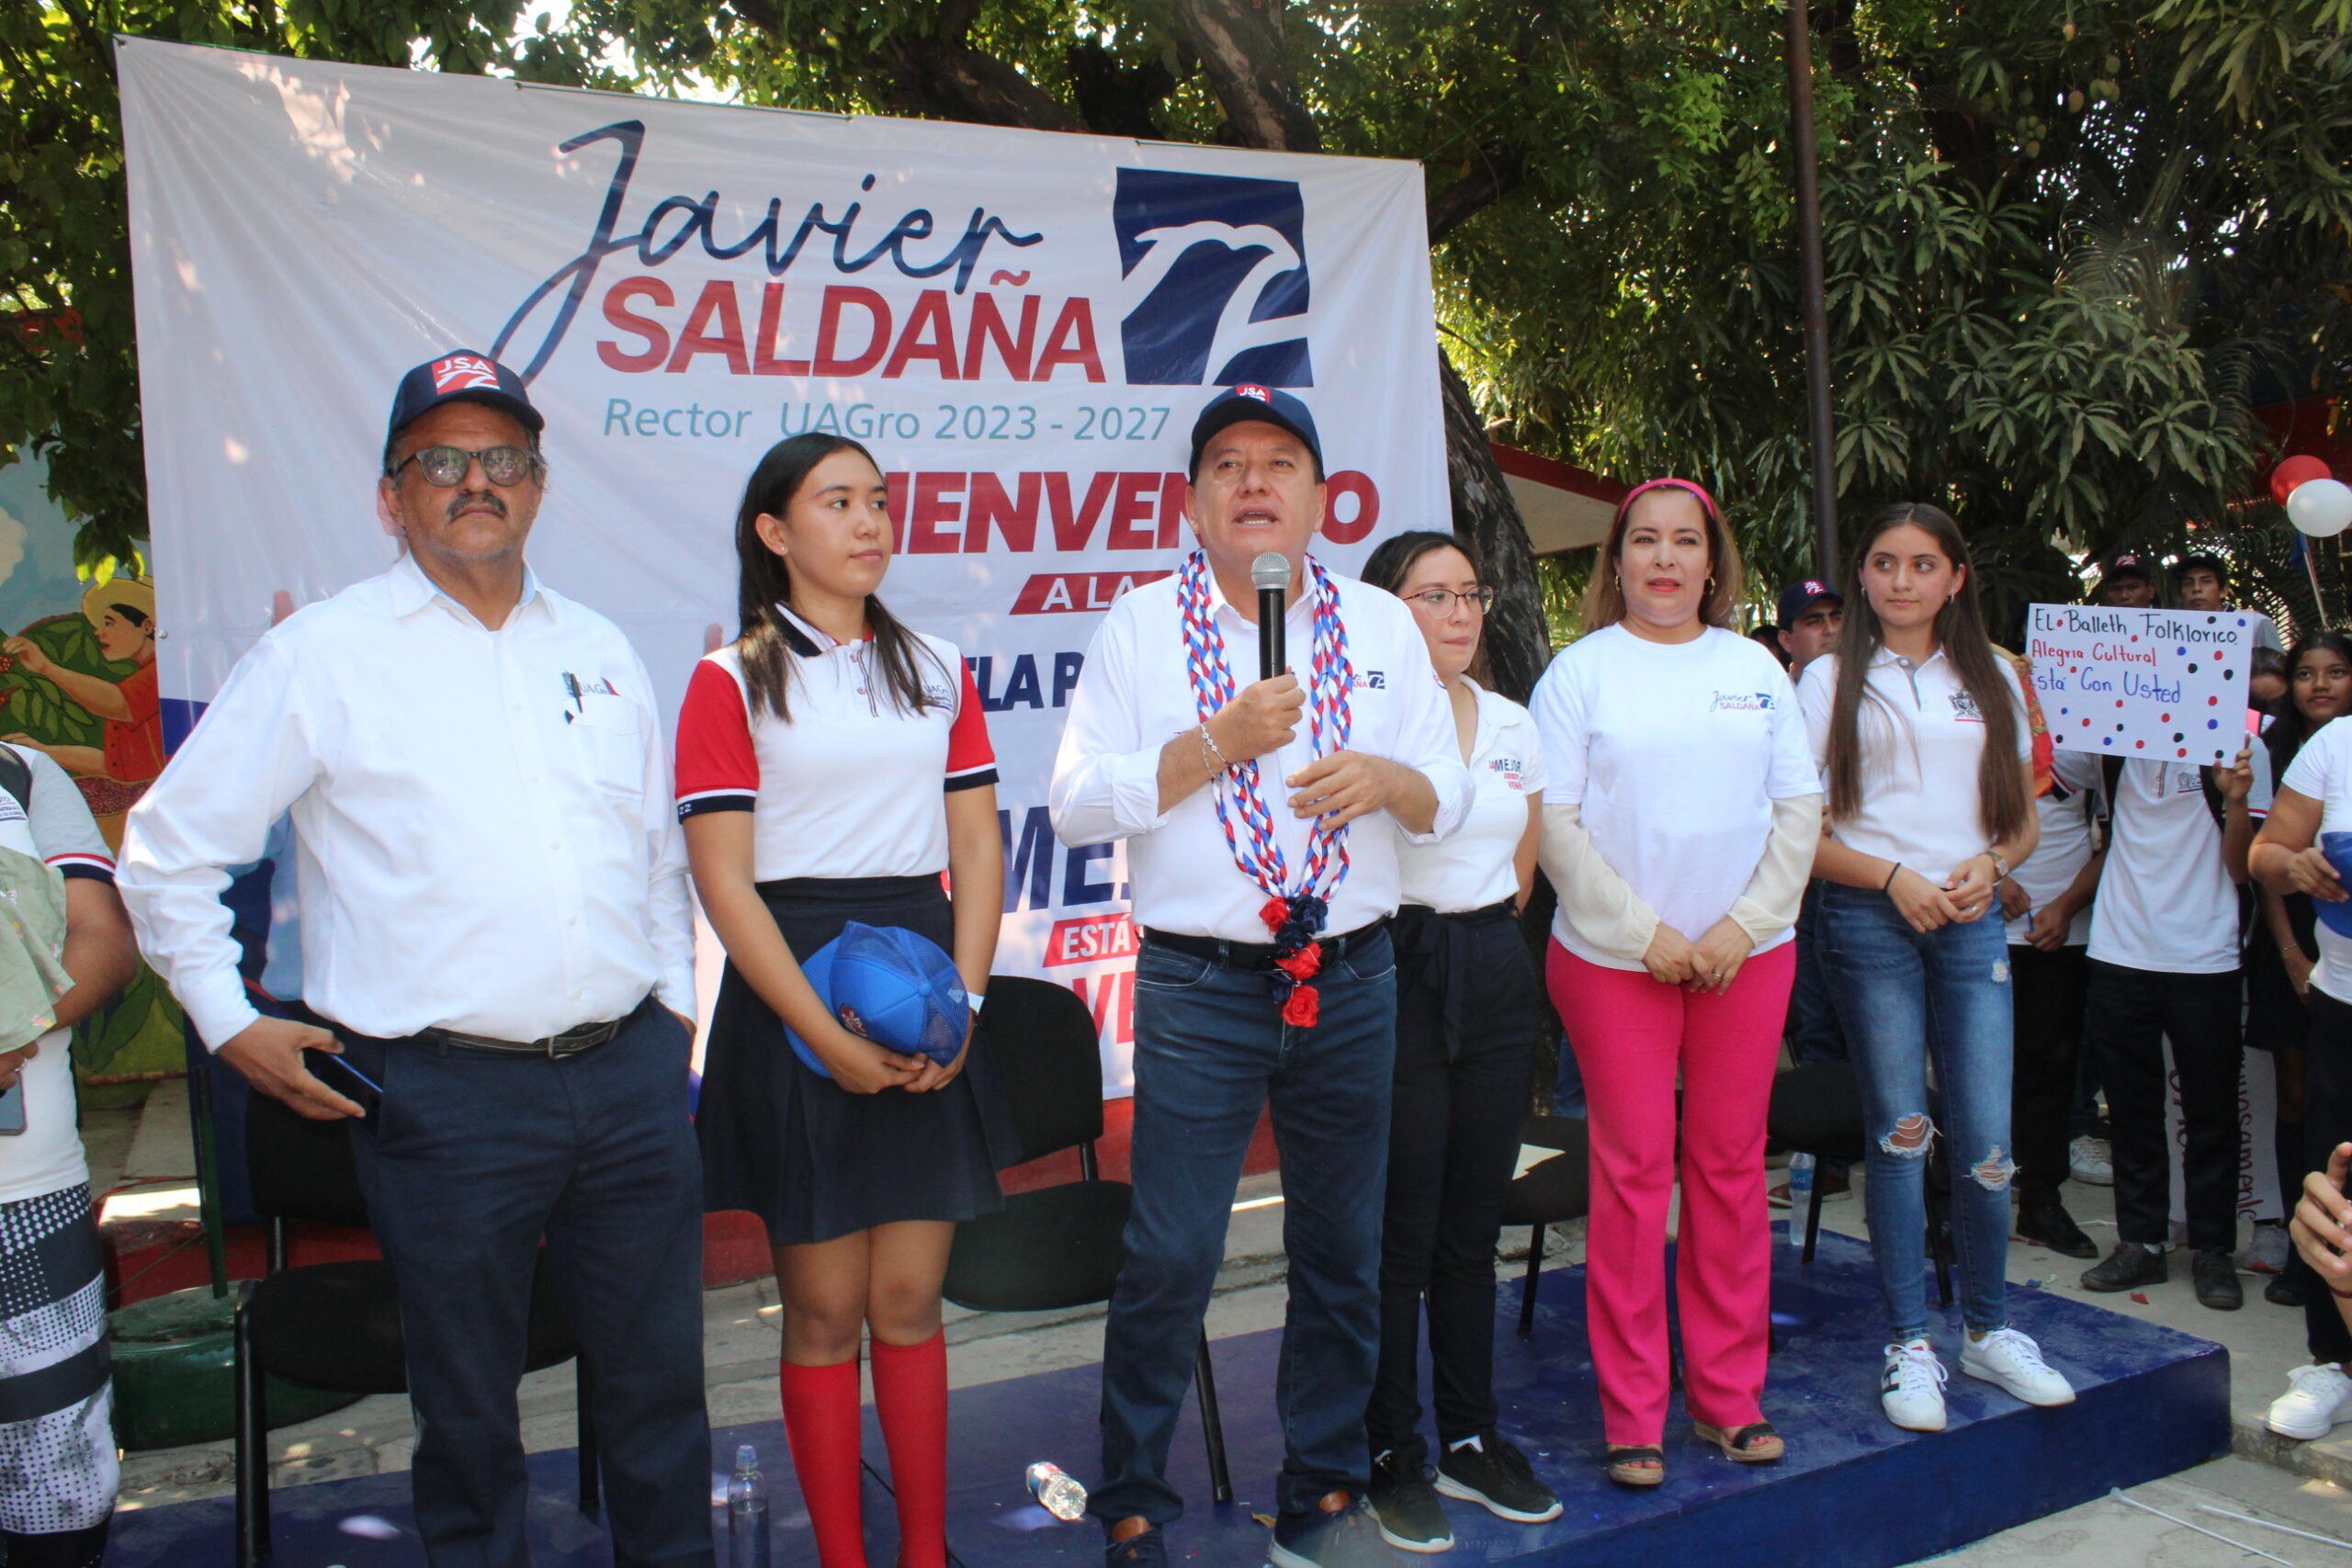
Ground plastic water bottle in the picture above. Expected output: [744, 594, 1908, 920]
[1786, 1153, 1815, 1248]
[1026, 1461, 1088, 1521]
[728, 1443, 770, 1568]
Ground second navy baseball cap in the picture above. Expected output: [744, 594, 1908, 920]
[1189, 385, 1323, 477]
[386, 350, 544, 451]
[1776, 578, 1843, 627]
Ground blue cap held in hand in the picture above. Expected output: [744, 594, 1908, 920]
[784, 922, 968, 1079]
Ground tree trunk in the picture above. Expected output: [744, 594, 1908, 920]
[1441, 349, 1549, 703]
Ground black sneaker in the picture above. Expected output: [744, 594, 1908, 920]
[2193, 1247, 2244, 1310]
[1107, 1524, 1168, 1568]
[1368, 1447, 1453, 1554]
[2015, 1201, 2098, 1259]
[1434, 1433, 1562, 1524]
[2268, 1270, 2313, 1308]
[1268, 1495, 1402, 1568]
[2080, 1241, 2167, 1292]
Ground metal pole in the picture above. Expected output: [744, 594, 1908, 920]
[1786, 0, 1840, 579]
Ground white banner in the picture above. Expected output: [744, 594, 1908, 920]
[116, 39, 1446, 1093]
[2024, 604, 2253, 766]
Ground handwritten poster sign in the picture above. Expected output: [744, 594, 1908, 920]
[2025, 604, 2253, 763]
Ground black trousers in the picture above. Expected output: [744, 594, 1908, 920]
[2008, 943, 2088, 1204]
[2083, 959, 2245, 1253]
[1367, 904, 1538, 1453]
[2301, 988, 2352, 1363]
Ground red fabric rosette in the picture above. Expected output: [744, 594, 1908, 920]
[1280, 984, 1320, 1028]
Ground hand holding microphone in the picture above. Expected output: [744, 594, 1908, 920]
[1204, 551, 1306, 765]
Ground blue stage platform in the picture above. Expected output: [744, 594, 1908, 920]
[107, 1228, 2229, 1568]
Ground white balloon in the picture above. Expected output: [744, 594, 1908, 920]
[2290, 477, 2352, 538]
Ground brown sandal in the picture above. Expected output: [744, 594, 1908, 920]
[1693, 1421, 1784, 1464]
[1605, 1444, 1666, 1487]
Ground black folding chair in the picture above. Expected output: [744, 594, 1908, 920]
[1501, 1114, 1591, 1336]
[1766, 1061, 1953, 1304]
[944, 976, 1232, 1503]
[232, 1089, 595, 1565]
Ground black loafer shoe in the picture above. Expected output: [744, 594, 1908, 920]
[2080, 1241, 2167, 1292]
[2268, 1270, 2313, 1308]
[1107, 1525, 1168, 1568]
[2193, 1247, 2244, 1311]
[2016, 1201, 2098, 1260]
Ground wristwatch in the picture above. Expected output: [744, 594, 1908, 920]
[1987, 851, 2009, 880]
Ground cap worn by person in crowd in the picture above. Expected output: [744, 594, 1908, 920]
[1189, 385, 1323, 478]
[2104, 550, 2154, 582]
[782, 921, 968, 1080]
[1776, 578, 1843, 628]
[386, 350, 545, 455]
[2174, 552, 2229, 586]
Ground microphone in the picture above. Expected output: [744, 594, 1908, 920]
[1252, 551, 1291, 683]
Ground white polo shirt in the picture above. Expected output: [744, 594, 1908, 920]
[1797, 647, 2031, 884]
[1049, 560, 1473, 943]
[121, 554, 696, 1048]
[2005, 749, 2098, 948]
[2086, 758, 2239, 974]
[0, 746, 117, 1206]
[673, 607, 996, 880]
[1396, 681, 1544, 914]
[1535, 624, 1818, 969]
[2282, 717, 2352, 1003]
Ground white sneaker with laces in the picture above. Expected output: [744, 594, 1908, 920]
[2268, 1363, 2352, 1439]
[1960, 1328, 2075, 1407]
[2069, 1135, 2113, 1186]
[2243, 1222, 2290, 1275]
[1881, 1339, 1948, 1432]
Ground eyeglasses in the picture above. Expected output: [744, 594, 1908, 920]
[1404, 587, 1496, 615]
[387, 444, 540, 488]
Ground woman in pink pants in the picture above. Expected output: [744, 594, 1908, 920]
[1528, 479, 1822, 1488]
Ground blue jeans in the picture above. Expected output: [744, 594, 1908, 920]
[1815, 884, 2016, 1341]
[339, 1004, 714, 1568]
[1094, 931, 1397, 1528]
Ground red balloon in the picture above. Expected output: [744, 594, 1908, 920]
[2273, 454, 2334, 505]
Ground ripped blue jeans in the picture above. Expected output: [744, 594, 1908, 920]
[1817, 883, 2017, 1341]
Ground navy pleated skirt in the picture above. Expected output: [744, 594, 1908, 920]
[696, 874, 1017, 1246]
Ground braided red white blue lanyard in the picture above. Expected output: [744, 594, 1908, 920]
[1177, 550, 1355, 1021]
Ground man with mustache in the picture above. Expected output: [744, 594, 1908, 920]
[119, 352, 712, 1568]
[1052, 386, 1473, 1568]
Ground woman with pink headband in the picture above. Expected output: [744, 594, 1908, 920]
[1529, 478, 1822, 1485]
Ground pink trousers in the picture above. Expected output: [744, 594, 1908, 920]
[1547, 940, 1794, 1446]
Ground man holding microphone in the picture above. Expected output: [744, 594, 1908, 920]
[1051, 386, 1472, 1568]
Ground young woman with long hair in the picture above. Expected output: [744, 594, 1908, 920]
[1532, 479, 1822, 1487]
[1799, 502, 2073, 1432]
[674, 434, 1016, 1568]
[1356, 530, 1559, 1550]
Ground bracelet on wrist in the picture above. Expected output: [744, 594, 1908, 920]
[1197, 724, 1232, 781]
[1882, 861, 1904, 893]
[2329, 1279, 2352, 1301]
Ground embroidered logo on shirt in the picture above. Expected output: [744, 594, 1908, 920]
[1708, 690, 1775, 712]
[1351, 671, 1386, 690]
[922, 680, 955, 707]
[1949, 689, 1984, 723]
[1488, 757, 1524, 790]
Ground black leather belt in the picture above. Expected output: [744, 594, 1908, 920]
[1141, 920, 1388, 972]
[417, 995, 653, 1059]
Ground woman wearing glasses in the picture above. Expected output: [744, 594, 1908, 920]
[1357, 532, 1560, 1551]
[1530, 479, 1821, 1487]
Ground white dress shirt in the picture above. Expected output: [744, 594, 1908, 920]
[120, 554, 695, 1047]
[1049, 561, 1473, 943]
[1396, 681, 1544, 914]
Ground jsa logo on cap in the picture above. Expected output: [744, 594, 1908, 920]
[1235, 385, 1271, 401]
[431, 355, 502, 392]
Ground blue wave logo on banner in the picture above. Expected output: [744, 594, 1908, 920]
[1112, 168, 1312, 388]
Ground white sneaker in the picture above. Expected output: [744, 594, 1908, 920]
[1960, 1328, 2076, 1407]
[2244, 1222, 2291, 1275]
[1881, 1339, 1949, 1432]
[2267, 1363, 2352, 1439]
[2069, 1135, 2113, 1186]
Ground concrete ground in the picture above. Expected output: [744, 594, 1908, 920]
[86, 1089, 2352, 1563]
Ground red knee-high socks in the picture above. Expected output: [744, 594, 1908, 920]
[779, 1357, 868, 1568]
[868, 1332, 949, 1568]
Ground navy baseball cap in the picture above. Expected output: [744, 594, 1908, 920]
[386, 350, 544, 451]
[2103, 550, 2154, 582]
[783, 922, 967, 1079]
[1189, 385, 1323, 478]
[1776, 578, 1843, 627]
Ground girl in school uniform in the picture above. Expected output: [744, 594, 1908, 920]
[675, 433, 1016, 1568]
[1358, 531, 1560, 1551]
[1798, 502, 2072, 1434]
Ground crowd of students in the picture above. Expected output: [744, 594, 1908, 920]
[6, 349, 2348, 1568]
